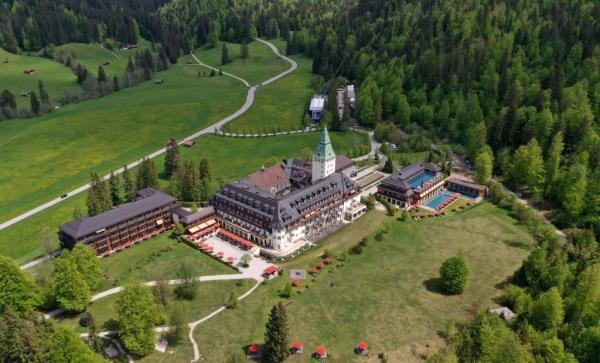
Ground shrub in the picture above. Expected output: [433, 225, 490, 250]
[375, 231, 384, 241]
[79, 312, 93, 327]
[439, 256, 469, 294]
[350, 244, 363, 255]
[359, 237, 368, 247]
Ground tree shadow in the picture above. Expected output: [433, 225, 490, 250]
[423, 277, 449, 295]
[103, 318, 119, 332]
[502, 239, 532, 250]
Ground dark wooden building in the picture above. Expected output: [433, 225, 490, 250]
[59, 188, 178, 256]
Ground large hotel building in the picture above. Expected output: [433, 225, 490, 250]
[59, 128, 366, 257]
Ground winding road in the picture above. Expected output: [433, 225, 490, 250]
[1, 38, 298, 239]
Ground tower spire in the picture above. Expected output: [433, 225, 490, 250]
[312, 127, 336, 183]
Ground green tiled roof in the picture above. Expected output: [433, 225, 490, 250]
[314, 127, 335, 160]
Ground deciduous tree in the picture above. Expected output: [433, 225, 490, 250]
[0, 256, 40, 316]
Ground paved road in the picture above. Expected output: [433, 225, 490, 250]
[1, 38, 297, 235]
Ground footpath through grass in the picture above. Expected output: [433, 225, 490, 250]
[182, 40, 289, 86]
[223, 56, 314, 133]
[191, 202, 534, 362]
[0, 48, 80, 108]
[0, 64, 246, 225]
[0, 131, 369, 264]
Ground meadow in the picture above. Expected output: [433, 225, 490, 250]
[0, 47, 79, 108]
[0, 65, 246, 226]
[0, 131, 370, 264]
[27, 234, 236, 291]
[189, 203, 533, 362]
[222, 56, 315, 133]
[181, 40, 289, 86]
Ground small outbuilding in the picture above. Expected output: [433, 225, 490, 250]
[357, 341, 368, 355]
[309, 95, 327, 121]
[182, 139, 195, 148]
[263, 265, 279, 279]
[24, 68, 35, 74]
[323, 257, 333, 265]
[155, 79, 164, 84]
[291, 341, 304, 354]
[247, 344, 261, 358]
[314, 346, 327, 359]
[102, 60, 110, 65]
[490, 306, 516, 321]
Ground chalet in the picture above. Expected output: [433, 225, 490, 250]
[378, 162, 445, 208]
[309, 95, 327, 121]
[182, 139, 195, 147]
[59, 188, 178, 256]
[24, 68, 35, 75]
[172, 206, 219, 239]
[102, 60, 110, 65]
[20, 91, 31, 97]
[211, 128, 364, 257]
[155, 79, 164, 84]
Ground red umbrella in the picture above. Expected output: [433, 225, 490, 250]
[358, 341, 368, 350]
[315, 346, 327, 356]
[309, 267, 318, 272]
[217, 251, 224, 257]
[318, 261, 325, 267]
[248, 345, 260, 353]
[292, 341, 303, 349]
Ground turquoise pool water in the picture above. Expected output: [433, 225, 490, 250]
[427, 192, 453, 209]
[409, 172, 436, 188]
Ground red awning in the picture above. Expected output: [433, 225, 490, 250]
[318, 261, 325, 267]
[309, 267, 318, 272]
[324, 257, 333, 262]
[315, 346, 327, 355]
[292, 341, 303, 349]
[248, 345, 260, 353]
[358, 341, 368, 350]
[263, 265, 278, 275]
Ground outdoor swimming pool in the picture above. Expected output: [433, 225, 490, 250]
[409, 172, 436, 188]
[426, 192, 454, 210]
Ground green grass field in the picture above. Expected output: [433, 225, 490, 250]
[190, 203, 533, 362]
[223, 56, 314, 133]
[55, 278, 254, 332]
[54, 43, 127, 79]
[181, 40, 289, 86]
[0, 65, 246, 226]
[27, 234, 236, 291]
[0, 48, 79, 108]
[0, 131, 369, 264]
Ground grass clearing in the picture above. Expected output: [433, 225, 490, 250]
[182, 40, 289, 86]
[54, 43, 127, 78]
[27, 234, 236, 291]
[55, 278, 254, 333]
[223, 56, 314, 133]
[0, 64, 246, 225]
[0, 48, 79, 107]
[192, 202, 533, 362]
[0, 131, 369, 264]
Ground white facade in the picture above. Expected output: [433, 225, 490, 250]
[311, 154, 336, 183]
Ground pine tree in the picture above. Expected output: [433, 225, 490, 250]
[136, 158, 159, 190]
[383, 156, 394, 173]
[113, 75, 120, 91]
[122, 165, 136, 201]
[76, 64, 88, 84]
[126, 56, 135, 73]
[164, 138, 180, 179]
[240, 41, 249, 60]
[199, 158, 211, 180]
[263, 302, 290, 363]
[228, 291, 239, 309]
[221, 43, 229, 65]
[97, 65, 107, 83]
[109, 171, 122, 206]
[86, 189, 100, 217]
[30, 91, 40, 115]
[38, 80, 50, 108]
[0, 89, 17, 111]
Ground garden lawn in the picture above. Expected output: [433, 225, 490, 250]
[0, 63, 246, 225]
[55, 278, 254, 333]
[182, 40, 289, 86]
[192, 202, 534, 362]
[0, 131, 369, 264]
[0, 47, 79, 108]
[27, 234, 236, 291]
[223, 56, 314, 133]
